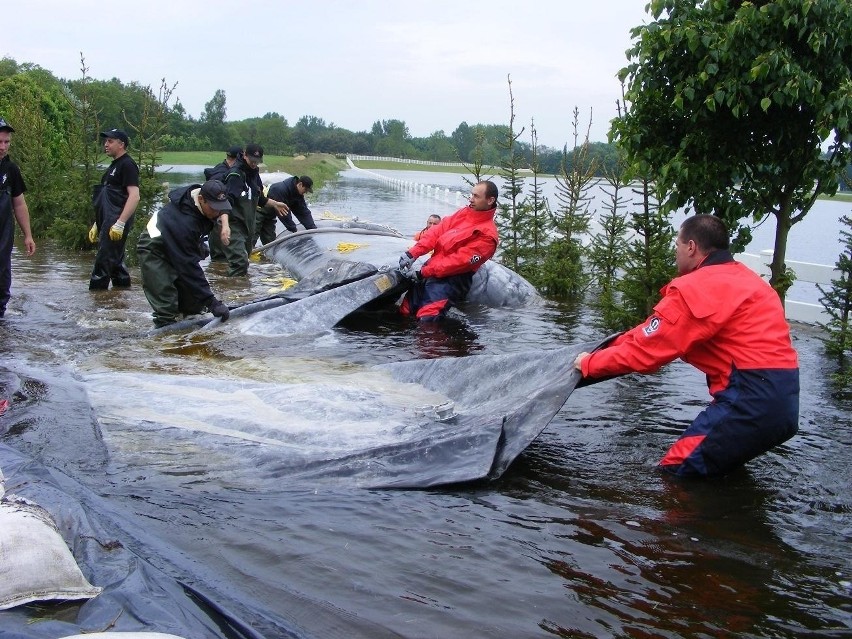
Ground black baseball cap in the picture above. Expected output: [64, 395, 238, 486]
[244, 143, 264, 163]
[226, 145, 242, 158]
[100, 128, 130, 147]
[0, 117, 14, 133]
[299, 176, 314, 192]
[199, 180, 232, 212]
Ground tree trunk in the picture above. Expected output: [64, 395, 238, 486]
[770, 208, 793, 305]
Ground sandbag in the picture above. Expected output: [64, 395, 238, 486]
[0, 495, 102, 610]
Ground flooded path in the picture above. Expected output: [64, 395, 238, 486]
[1, 169, 850, 638]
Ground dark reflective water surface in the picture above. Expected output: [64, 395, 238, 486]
[1, 169, 850, 638]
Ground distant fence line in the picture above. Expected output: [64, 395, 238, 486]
[347, 157, 837, 326]
[348, 155, 467, 168]
[347, 157, 469, 208]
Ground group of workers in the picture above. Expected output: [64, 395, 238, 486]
[0, 115, 800, 480]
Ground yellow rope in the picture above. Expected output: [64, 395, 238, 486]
[335, 242, 367, 253]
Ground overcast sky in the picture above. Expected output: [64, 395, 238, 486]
[5, 1, 650, 148]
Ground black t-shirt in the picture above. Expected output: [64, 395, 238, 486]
[101, 152, 139, 190]
[0, 156, 26, 197]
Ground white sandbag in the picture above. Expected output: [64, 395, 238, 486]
[0, 495, 102, 610]
[60, 634, 187, 639]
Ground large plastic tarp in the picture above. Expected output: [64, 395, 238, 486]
[0, 340, 599, 638]
[265, 226, 541, 309]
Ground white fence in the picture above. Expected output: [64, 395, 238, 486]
[347, 155, 467, 169]
[737, 251, 837, 325]
[347, 157, 838, 326]
[347, 158, 470, 208]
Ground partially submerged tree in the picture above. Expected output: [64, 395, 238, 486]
[612, 0, 852, 301]
[495, 75, 528, 273]
[538, 107, 595, 298]
[818, 214, 852, 388]
[588, 148, 631, 330]
[617, 177, 677, 324]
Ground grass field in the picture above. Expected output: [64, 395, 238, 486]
[158, 152, 348, 187]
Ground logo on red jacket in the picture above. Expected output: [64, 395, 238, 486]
[469, 254, 481, 265]
[642, 316, 661, 336]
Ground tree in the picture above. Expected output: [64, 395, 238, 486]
[612, 0, 852, 301]
[494, 76, 528, 274]
[538, 107, 596, 298]
[588, 149, 631, 331]
[371, 119, 415, 157]
[200, 89, 227, 150]
[616, 178, 677, 325]
[0, 60, 86, 243]
[291, 115, 328, 152]
[818, 214, 852, 388]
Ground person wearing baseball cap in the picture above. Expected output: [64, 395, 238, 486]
[256, 175, 317, 243]
[0, 116, 36, 318]
[203, 145, 243, 181]
[89, 127, 140, 290]
[207, 142, 288, 276]
[99, 128, 130, 147]
[137, 179, 233, 328]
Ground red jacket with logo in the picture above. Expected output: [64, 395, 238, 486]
[408, 206, 498, 279]
[581, 252, 798, 396]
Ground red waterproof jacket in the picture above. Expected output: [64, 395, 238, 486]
[581, 251, 798, 396]
[408, 206, 498, 279]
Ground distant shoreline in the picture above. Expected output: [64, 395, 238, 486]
[157, 151, 851, 202]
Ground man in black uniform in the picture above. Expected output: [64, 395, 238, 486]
[137, 179, 233, 328]
[204, 145, 242, 181]
[0, 117, 36, 318]
[88, 128, 140, 290]
[208, 143, 287, 276]
[254, 175, 316, 245]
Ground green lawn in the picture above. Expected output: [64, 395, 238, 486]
[158, 152, 348, 187]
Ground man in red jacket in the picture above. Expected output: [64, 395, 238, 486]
[574, 214, 799, 477]
[398, 180, 499, 320]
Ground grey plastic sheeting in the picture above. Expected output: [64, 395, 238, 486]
[266, 227, 541, 309]
[0, 340, 597, 638]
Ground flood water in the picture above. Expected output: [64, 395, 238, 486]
[1, 168, 851, 638]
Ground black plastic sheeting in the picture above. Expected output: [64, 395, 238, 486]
[0, 338, 600, 638]
[266, 227, 540, 309]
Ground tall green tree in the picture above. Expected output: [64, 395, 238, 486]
[539, 107, 595, 298]
[616, 178, 677, 324]
[588, 150, 631, 331]
[200, 88, 228, 150]
[371, 119, 415, 157]
[494, 76, 528, 274]
[0, 64, 78, 239]
[612, 0, 852, 301]
[818, 214, 852, 388]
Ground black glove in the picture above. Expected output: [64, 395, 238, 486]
[398, 251, 415, 270]
[199, 239, 210, 260]
[210, 299, 230, 322]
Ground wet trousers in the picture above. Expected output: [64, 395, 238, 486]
[138, 233, 206, 327]
[209, 205, 255, 277]
[399, 273, 473, 321]
[658, 367, 800, 477]
[0, 193, 13, 313]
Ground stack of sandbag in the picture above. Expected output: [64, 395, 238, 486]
[0, 466, 102, 610]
